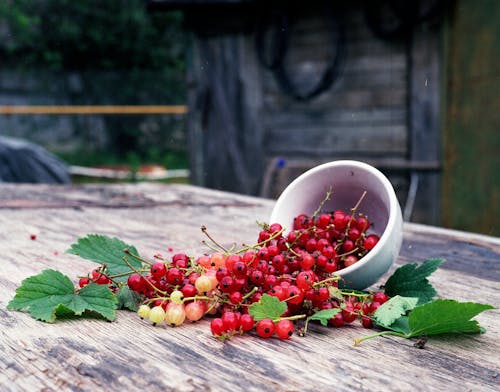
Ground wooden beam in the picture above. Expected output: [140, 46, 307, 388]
[408, 23, 442, 225]
[0, 105, 188, 115]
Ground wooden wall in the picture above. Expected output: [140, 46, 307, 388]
[181, 0, 443, 225]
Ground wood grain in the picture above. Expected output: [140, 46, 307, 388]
[0, 184, 498, 392]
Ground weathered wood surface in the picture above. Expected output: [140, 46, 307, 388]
[0, 183, 499, 392]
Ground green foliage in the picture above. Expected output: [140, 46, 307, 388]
[66, 234, 141, 282]
[383, 259, 444, 305]
[0, 0, 187, 164]
[0, 0, 185, 72]
[7, 269, 117, 322]
[376, 299, 495, 338]
[372, 296, 419, 327]
[116, 286, 142, 312]
[248, 294, 287, 321]
[306, 308, 341, 327]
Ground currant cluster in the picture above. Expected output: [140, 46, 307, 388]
[77, 195, 388, 341]
[78, 268, 112, 287]
[289, 208, 380, 271]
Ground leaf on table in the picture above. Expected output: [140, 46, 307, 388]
[116, 286, 142, 311]
[248, 294, 287, 321]
[383, 258, 444, 305]
[7, 269, 117, 322]
[306, 308, 341, 327]
[373, 295, 419, 328]
[405, 299, 495, 337]
[66, 234, 141, 282]
[385, 315, 411, 335]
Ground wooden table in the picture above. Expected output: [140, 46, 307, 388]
[0, 183, 499, 391]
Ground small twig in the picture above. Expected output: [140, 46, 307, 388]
[347, 191, 367, 230]
[201, 225, 230, 254]
[312, 186, 333, 219]
[124, 248, 153, 266]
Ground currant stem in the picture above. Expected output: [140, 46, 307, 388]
[122, 256, 167, 295]
[108, 269, 148, 279]
[338, 290, 370, 299]
[201, 225, 230, 253]
[312, 276, 341, 288]
[302, 313, 325, 336]
[235, 227, 285, 254]
[277, 314, 306, 322]
[201, 240, 224, 254]
[312, 185, 333, 219]
[347, 190, 367, 229]
[124, 248, 153, 266]
[182, 295, 217, 303]
[353, 330, 406, 346]
[337, 247, 360, 258]
[286, 242, 302, 257]
[145, 296, 168, 305]
[241, 286, 258, 300]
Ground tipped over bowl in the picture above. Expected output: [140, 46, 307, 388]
[269, 160, 403, 290]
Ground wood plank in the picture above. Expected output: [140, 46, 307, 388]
[263, 108, 407, 128]
[264, 87, 407, 111]
[262, 68, 407, 97]
[0, 184, 499, 391]
[264, 125, 407, 155]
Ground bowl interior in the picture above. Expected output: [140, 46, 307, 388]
[269, 161, 392, 237]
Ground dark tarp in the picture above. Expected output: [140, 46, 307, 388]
[0, 136, 70, 184]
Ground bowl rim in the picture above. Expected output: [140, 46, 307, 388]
[269, 159, 401, 277]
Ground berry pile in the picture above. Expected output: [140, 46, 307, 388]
[78, 196, 387, 341]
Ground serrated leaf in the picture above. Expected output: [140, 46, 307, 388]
[406, 299, 495, 337]
[7, 269, 117, 322]
[386, 315, 411, 335]
[373, 296, 419, 327]
[116, 286, 142, 311]
[327, 286, 344, 301]
[307, 308, 341, 327]
[384, 259, 444, 305]
[77, 284, 117, 321]
[248, 294, 287, 321]
[66, 234, 141, 282]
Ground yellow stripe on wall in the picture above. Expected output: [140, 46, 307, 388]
[0, 105, 188, 115]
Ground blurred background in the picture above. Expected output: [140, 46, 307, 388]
[0, 0, 498, 236]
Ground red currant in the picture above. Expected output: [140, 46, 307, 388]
[150, 262, 167, 279]
[210, 318, 224, 336]
[275, 319, 294, 339]
[240, 314, 255, 332]
[256, 318, 275, 338]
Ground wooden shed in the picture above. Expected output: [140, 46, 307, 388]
[148, 0, 499, 233]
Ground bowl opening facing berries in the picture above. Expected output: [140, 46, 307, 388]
[269, 160, 403, 290]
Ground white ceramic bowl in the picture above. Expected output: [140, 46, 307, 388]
[269, 160, 403, 290]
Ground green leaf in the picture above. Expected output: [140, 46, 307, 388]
[406, 299, 495, 337]
[373, 296, 419, 328]
[386, 316, 411, 335]
[384, 259, 444, 305]
[327, 286, 344, 301]
[248, 294, 287, 321]
[66, 234, 141, 282]
[116, 286, 142, 311]
[306, 308, 341, 327]
[7, 269, 117, 322]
